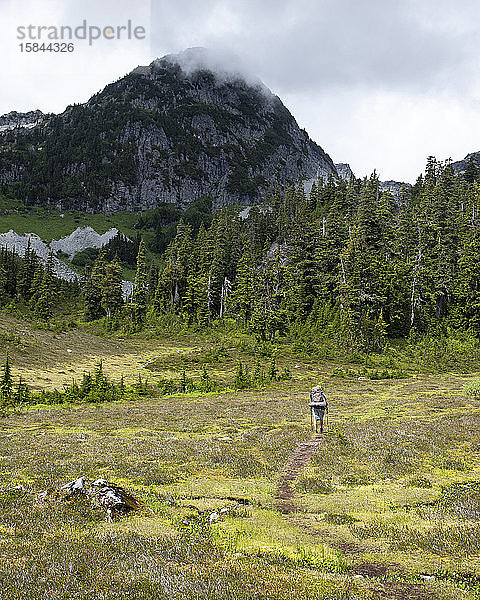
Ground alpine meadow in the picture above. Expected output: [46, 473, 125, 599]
[3, 43, 480, 600]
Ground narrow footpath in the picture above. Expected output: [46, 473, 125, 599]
[274, 434, 324, 513]
[274, 434, 438, 599]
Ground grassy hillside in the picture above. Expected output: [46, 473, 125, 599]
[0, 204, 141, 241]
[1, 315, 480, 598]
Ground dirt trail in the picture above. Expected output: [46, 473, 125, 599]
[275, 434, 324, 513]
[274, 434, 362, 552]
[274, 436, 438, 599]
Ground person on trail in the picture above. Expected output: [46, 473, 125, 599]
[309, 385, 328, 433]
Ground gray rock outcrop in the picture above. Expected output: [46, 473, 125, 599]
[451, 151, 480, 174]
[0, 227, 133, 297]
[334, 163, 355, 181]
[0, 110, 47, 132]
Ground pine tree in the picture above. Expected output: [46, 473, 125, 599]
[456, 230, 480, 333]
[17, 240, 35, 300]
[285, 211, 320, 320]
[83, 250, 106, 321]
[32, 271, 54, 319]
[0, 258, 8, 305]
[231, 243, 254, 324]
[101, 257, 123, 317]
[464, 155, 479, 184]
[0, 355, 13, 400]
[129, 238, 149, 327]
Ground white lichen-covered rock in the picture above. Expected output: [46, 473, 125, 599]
[0, 230, 78, 281]
[50, 226, 121, 258]
[89, 478, 150, 522]
[0, 227, 133, 296]
[60, 477, 88, 498]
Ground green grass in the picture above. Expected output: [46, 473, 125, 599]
[0, 205, 144, 241]
[0, 489, 359, 600]
[1, 315, 480, 598]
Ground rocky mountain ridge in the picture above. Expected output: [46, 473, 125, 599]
[451, 151, 480, 174]
[0, 48, 336, 211]
[0, 110, 48, 132]
[334, 163, 355, 181]
[333, 162, 412, 201]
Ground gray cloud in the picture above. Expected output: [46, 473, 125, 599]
[148, 0, 480, 182]
[160, 47, 264, 87]
[152, 0, 479, 95]
[3, 0, 480, 183]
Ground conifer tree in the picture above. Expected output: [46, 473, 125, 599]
[0, 355, 13, 400]
[0, 259, 8, 305]
[464, 156, 479, 184]
[231, 243, 254, 324]
[17, 240, 35, 300]
[132, 239, 149, 324]
[101, 257, 123, 318]
[32, 254, 56, 319]
[83, 250, 106, 321]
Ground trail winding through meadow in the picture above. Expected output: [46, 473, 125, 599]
[274, 434, 324, 514]
[273, 434, 438, 600]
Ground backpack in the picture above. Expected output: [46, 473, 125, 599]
[310, 388, 327, 407]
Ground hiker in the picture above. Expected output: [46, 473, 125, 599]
[309, 385, 328, 433]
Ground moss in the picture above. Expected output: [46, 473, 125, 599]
[1, 318, 480, 595]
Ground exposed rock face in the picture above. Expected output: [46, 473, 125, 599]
[49, 226, 120, 259]
[0, 229, 79, 281]
[303, 161, 344, 194]
[0, 48, 337, 211]
[0, 227, 133, 296]
[334, 163, 355, 180]
[332, 162, 412, 202]
[451, 151, 480, 174]
[379, 180, 412, 202]
[0, 110, 47, 132]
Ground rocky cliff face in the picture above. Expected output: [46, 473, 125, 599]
[0, 110, 47, 132]
[334, 163, 355, 181]
[332, 161, 412, 202]
[451, 151, 480, 174]
[378, 180, 412, 202]
[0, 48, 336, 211]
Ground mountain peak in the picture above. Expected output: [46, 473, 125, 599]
[451, 151, 480, 174]
[133, 48, 264, 89]
[334, 163, 355, 181]
[162, 47, 248, 75]
[0, 51, 336, 211]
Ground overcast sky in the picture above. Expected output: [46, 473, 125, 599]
[2, 0, 480, 182]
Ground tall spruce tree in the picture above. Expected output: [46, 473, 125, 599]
[0, 355, 13, 400]
[132, 239, 149, 324]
